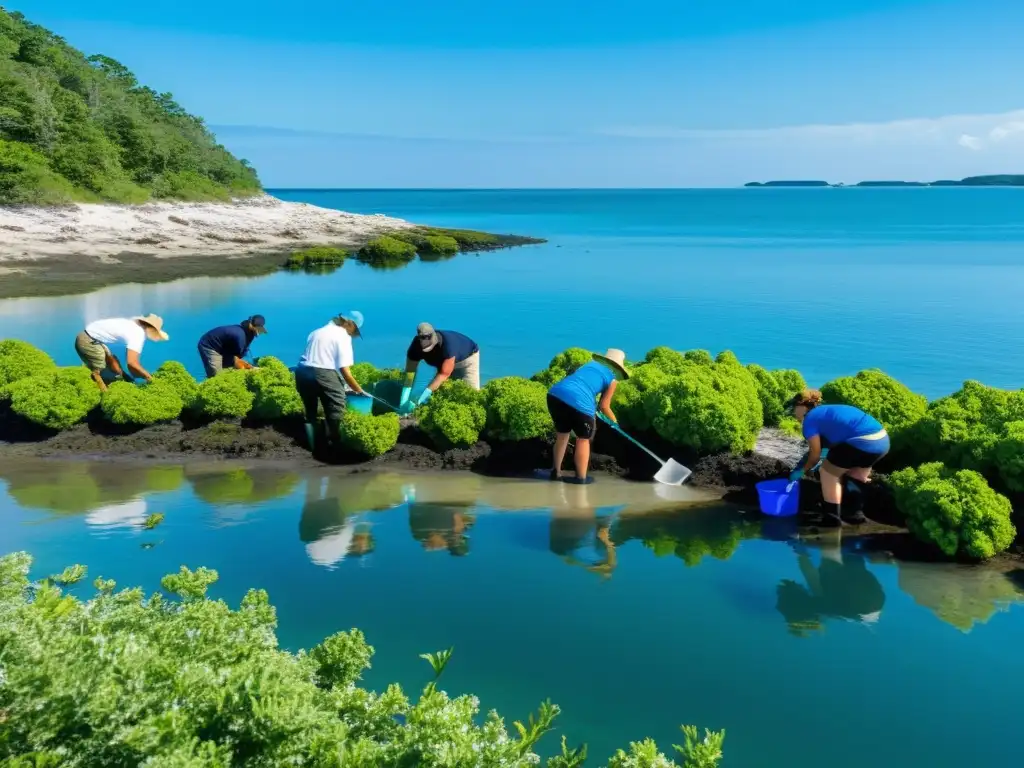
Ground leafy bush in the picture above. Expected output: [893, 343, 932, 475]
[285, 246, 347, 272]
[419, 380, 487, 448]
[483, 376, 553, 441]
[151, 361, 199, 410]
[645, 346, 690, 376]
[890, 462, 1016, 560]
[426, 227, 501, 250]
[821, 369, 926, 448]
[532, 347, 593, 388]
[338, 410, 400, 457]
[0, 139, 82, 204]
[349, 361, 403, 391]
[6, 366, 100, 430]
[100, 380, 183, 426]
[419, 234, 460, 257]
[194, 369, 254, 420]
[747, 364, 806, 427]
[645, 352, 763, 454]
[614, 363, 670, 432]
[0, 552, 724, 767]
[247, 356, 303, 420]
[0, 338, 55, 395]
[356, 235, 418, 267]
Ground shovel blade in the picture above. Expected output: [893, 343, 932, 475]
[654, 459, 691, 486]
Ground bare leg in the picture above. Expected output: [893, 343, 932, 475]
[847, 467, 872, 483]
[552, 433, 570, 477]
[574, 438, 591, 480]
[819, 461, 848, 525]
[90, 370, 107, 392]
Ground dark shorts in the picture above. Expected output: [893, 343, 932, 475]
[827, 438, 890, 470]
[295, 365, 347, 421]
[547, 394, 596, 439]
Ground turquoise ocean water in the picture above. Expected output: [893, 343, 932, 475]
[2, 188, 1024, 397]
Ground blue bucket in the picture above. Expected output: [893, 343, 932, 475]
[755, 479, 800, 517]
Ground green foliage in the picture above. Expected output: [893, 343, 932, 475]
[338, 410, 400, 457]
[194, 369, 254, 420]
[747, 364, 806, 427]
[100, 380, 183, 426]
[419, 234, 460, 257]
[644, 346, 690, 375]
[285, 246, 348, 272]
[821, 369, 927, 448]
[247, 356, 302, 420]
[890, 462, 1016, 560]
[151, 360, 199, 410]
[356, 235, 418, 267]
[532, 347, 593, 388]
[484, 376, 553, 441]
[644, 351, 763, 454]
[424, 227, 502, 250]
[613, 363, 670, 432]
[6, 366, 100, 430]
[349, 361, 402, 391]
[0, 338, 55, 396]
[0, 9, 260, 204]
[0, 552, 722, 767]
[419, 380, 487, 449]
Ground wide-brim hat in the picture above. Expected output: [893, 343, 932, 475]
[133, 314, 169, 341]
[592, 348, 629, 380]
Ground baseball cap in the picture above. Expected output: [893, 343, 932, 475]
[246, 315, 268, 334]
[338, 310, 364, 337]
[417, 322, 439, 351]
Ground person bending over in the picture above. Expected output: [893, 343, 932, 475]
[197, 315, 267, 378]
[295, 311, 367, 451]
[546, 348, 629, 484]
[400, 323, 480, 412]
[787, 389, 890, 526]
[74, 314, 169, 391]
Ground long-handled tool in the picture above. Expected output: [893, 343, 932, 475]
[598, 414, 691, 486]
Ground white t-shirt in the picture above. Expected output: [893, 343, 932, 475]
[86, 318, 147, 353]
[298, 322, 354, 370]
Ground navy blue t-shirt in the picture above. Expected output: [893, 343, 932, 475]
[198, 324, 252, 364]
[407, 330, 478, 369]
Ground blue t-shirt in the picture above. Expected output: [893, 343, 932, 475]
[198, 324, 252, 363]
[407, 330, 478, 369]
[803, 405, 884, 449]
[549, 361, 614, 416]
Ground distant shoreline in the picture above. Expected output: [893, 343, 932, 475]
[744, 174, 1024, 188]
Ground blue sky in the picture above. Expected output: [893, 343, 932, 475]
[11, 0, 1024, 187]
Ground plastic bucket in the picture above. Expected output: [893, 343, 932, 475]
[755, 479, 800, 517]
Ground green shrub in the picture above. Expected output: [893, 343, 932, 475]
[6, 366, 100, 430]
[614, 363, 670, 432]
[349, 362, 403, 391]
[531, 347, 593, 388]
[419, 380, 487, 449]
[100, 380, 183, 426]
[419, 234, 460, 258]
[151, 361, 199, 410]
[356, 235, 417, 267]
[194, 369, 254, 420]
[645, 352, 762, 454]
[426, 227, 501, 250]
[285, 246, 347, 271]
[0, 139, 82, 204]
[747, 364, 806, 427]
[821, 369, 927, 448]
[247, 356, 303, 420]
[0, 551, 724, 767]
[338, 410, 400, 457]
[483, 377, 553, 441]
[645, 346, 691, 375]
[890, 462, 1016, 560]
[0, 339, 56, 396]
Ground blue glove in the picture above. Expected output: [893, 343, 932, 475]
[416, 388, 433, 406]
[399, 386, 412, 407]
[789, 468, 805, 482]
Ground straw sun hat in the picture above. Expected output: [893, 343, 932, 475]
[133, 314, 169, 341]
[592, 348, 630, 379]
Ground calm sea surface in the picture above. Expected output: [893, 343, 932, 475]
[1, 462, 1021, 766]
[2, 188, 1024, 398]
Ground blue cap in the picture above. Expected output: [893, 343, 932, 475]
[345, 310, 364, 329]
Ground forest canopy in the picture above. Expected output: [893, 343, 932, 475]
[0, 8, 261, 204]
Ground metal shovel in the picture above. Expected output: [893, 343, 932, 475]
[598, 414, 691, 486]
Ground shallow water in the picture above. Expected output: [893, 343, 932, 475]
[2, 461, 1022, 766]
[2, 188, 1024, 398]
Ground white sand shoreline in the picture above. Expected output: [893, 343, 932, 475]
[0, 194, 413, 266]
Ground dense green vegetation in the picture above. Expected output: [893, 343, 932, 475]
[285, 247, 348, 273]
[0, 552, 726, 766]
[0, 9, 260, 204]
[1, 338, 1022, 560]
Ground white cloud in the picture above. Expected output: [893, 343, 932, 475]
[958, 134, 983, 151]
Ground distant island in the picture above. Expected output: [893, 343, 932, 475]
[745, 175, 1024, 188]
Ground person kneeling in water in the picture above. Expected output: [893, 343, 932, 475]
[546, 348, 629, 484]
[787, 389, 890, 526]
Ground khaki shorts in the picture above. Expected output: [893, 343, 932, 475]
[74, 330, 110, 372]
[451, 351, 481, 390]
[198, 344, 223, 379]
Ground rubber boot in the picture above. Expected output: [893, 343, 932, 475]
[325, 418, 342, 450]
[304, 422, 316, 451]
[843, 478, 868, 524]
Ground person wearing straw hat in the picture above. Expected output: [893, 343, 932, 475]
[399, 323, 480, 413]
[196, 315, 268, 379]
[74, 314, 169, 391]
[295, 311, 368, 451]
[545, 348, 629, 484]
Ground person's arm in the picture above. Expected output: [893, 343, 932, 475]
[340, 366, 365, 395]
[233, 358, 254, 370]
[125, 349, 151, 382]
[400, 358, 419, 406]
[427, 357, 455, 392]
[598, 380, 619, 423]
[801, 435, 822, 475]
